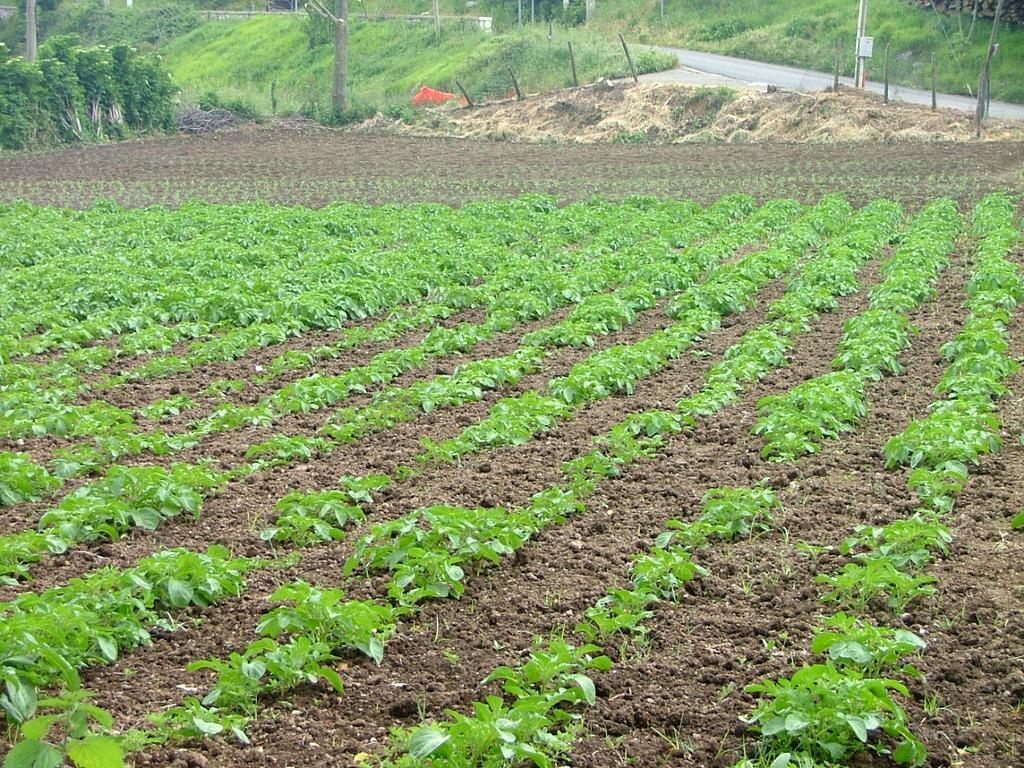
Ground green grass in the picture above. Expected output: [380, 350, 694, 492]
[584, 0, 1024, 103]
[161, 15, 675, 115]
[5, 0, 1018, 113]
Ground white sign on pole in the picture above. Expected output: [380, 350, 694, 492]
[857, 36, 874, 58]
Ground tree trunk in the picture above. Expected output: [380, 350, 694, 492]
[333, 0, 348, 112]
[967, 0, 979, 41]
[26, 0, 37, 62]
[975, 0, 1005, 136]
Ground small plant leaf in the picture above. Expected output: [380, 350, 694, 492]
[570, 673, 596, 705]
[2, 739, 63, 768]
[192, 717, 224, 736]
[167, 578, 195, 607]
[66, 735, 125, 768]
[408, 727, 449, 758]
[1, 677, 38, 723]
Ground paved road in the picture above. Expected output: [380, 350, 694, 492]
[641, 46, 1024, 121]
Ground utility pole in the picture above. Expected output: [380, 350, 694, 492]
[307, 0, 348, 111]
[334, 0, 348, 111]
[586, 0, 595, 24]
[976, 0, 1005, 136]
[433, 0, 440, 39]
[854, 0, 868, 89]
[25, 0, 37, 62]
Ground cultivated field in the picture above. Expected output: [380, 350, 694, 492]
[1, 186, 1022, 768]
[1, 129, 1023, 209]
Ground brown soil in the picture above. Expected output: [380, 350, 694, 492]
[1, 128, 1020, 210]
[0, 222, 1018, 768]
[107, 241, 1024, 768]
[0, 290, 704, 593]
[3, 111, 1024, 768]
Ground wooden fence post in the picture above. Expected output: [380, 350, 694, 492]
[508, 67, 524, 100]
[456, 80, 474, 107]
[931, 53, 937, 111]
[833, 39, 841, 90]
[619, 34, 638, 83]
[568, 41, 579, 87]
[883, 41, 890, 104]
[976, 0, 1005, 137]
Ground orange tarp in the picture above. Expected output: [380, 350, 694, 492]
[412, 86, 456, 107]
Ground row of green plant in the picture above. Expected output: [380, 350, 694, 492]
[189, 197, 755, 438]
[502, 200, 926, 768]
[0, 198, 555, 355]
[154, 199, 864, 743]
[0, 196, 761, 585]
[383, 499, 725, 767]
[390, 481, 915, 768]
[101, 195, 627, 386]
[0, 199, 756, 587]
[412, 198, 833, 466]
[4, 256, 706, 583]
[734, 194, 1021, 768]
[4, 195, 644, 467]
[0, 197, 596, 443]
[753, 198, 963, 461]
[94, 194, 885, 758]
[545, 200, 934, 768]
[0, 462, 229, 584]
[886, 193, 1022, 512]
[0, 194, 884, 760]
[542, 196, 894, 521]
[393, 192, 929, 761]
[211, 196, 872, 721]
[1, 545, 259, 768]
[320, 197, 795, 452]
[0, 469, 398, 765]
[1, 196, 732, 494]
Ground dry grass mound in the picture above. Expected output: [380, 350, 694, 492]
[360, 81, 1024, 143]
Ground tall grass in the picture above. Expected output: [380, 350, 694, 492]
[162, 15, 675, 115]
[585, 0, 1024, 102]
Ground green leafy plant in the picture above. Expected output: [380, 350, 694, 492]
[255, 581, 399, 664]
[3, 670, 124, 768]
[738, 663, 926, 767]
[0, 452, 62, 506]
[260, 488, 367, 547]
[840, 515, 951, 572]
[811, 613, 926, 678]
[817, 558, 937, 612]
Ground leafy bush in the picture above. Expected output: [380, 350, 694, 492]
[739, 663, 926, 767]
[0, 35, 175, 150]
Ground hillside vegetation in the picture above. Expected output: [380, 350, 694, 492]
[585, 0, 1024, 102]
[161, 16, 673, 115]
[0, 0, 1020, 118]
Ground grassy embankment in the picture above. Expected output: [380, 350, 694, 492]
[585, 0, 1024, 102]
[164, 14, 675, 116]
